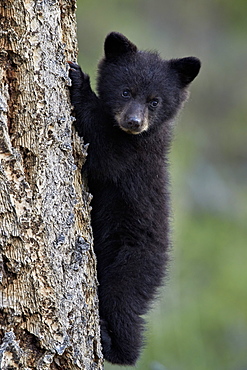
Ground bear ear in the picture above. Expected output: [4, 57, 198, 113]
[104, 32, 138, 59]
[169, 57, 201, 87]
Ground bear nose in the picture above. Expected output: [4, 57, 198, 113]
[127, 117, 142, 129]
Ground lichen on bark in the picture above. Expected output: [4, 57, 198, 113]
[0, 0, 103, 368]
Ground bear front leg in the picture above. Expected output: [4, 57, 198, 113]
[68, 62, 91, 105]
[68, 62, 100, 138]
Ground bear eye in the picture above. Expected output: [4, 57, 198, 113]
[122, 89, 131, 98]
[149, 99, 159, 108]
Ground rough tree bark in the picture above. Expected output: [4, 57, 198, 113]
[0, 0, 103, 369]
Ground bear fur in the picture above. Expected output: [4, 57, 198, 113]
[69, 32, 200, 365]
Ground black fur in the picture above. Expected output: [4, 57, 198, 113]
[68, 32, 200, 365]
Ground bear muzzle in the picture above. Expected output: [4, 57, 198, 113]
[115, 102, 149, 135]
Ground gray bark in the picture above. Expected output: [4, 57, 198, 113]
[0, 0, 103, 368]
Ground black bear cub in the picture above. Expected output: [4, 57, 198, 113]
[69, 32, 200, 365]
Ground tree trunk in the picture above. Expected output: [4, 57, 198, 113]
[0, 1, 103, 369]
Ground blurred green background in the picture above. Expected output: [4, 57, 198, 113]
[76, 1, 247, 369]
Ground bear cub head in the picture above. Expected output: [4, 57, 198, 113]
[97, 32, 201, 135]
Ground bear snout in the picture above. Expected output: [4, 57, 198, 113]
[126, 116, 142, 129]
[116, 102, 149, 134]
